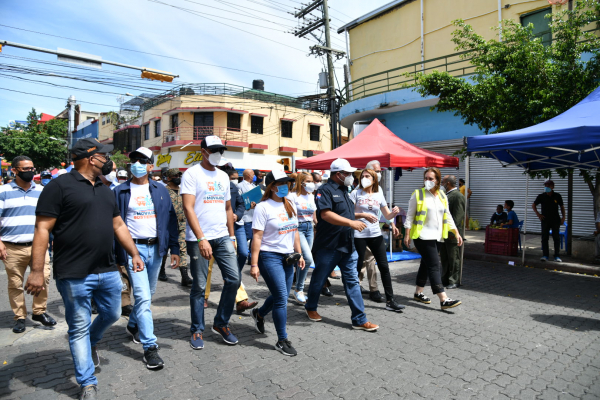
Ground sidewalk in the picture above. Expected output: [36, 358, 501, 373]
[463, 229, 600, 276]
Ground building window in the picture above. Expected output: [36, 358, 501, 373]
[155, 120, 161, 137]
[281, 120, 293, 138]
[251, 116, 263, 134]
[171, 113, 178, 129]
[144, 124, 150, 140]
[521, 8, 552, 46]
[227, 113, 241, 131]
[309, 125, 320, 141]
[102, 117, 106, 125]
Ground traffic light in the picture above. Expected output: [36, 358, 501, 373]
[277, 158, 291, 171]
[141, 70, 174, 83]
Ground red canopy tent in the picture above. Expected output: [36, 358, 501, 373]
[296, 119, 459, 170]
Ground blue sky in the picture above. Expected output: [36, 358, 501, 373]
[0, 0, 390, 125]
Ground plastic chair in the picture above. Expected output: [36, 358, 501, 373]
[549, 222, 568, 249]
[518, 220, 524, 251]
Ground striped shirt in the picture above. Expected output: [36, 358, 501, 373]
[0, 181, 43, 243]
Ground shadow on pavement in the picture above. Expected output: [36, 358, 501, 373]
[530, 314, 600, 331]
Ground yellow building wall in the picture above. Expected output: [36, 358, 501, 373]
[348, 0, 566, 85]
[138, 94, 334, 157]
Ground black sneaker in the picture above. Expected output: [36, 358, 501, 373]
[274, 339, 297, 356]
[385, 299, 406, 312]
[121, 305, 133, 317]
[369, 290, 385, 303]
[91, 345, 100, 367]
[143, 346, 164, 369]
[413, 292, 431, 304]
[441, 298, 462, 310]
[126, 324, 140, 344]
[251, 308, 265, 334]
[158, 267, 168, 282]
[80, 384, 97, 399]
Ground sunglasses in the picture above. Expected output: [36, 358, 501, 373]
[131, 158, 151, 164]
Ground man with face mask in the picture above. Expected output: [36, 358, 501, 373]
[40, 171, 52, 186]
[0, 156, 56, 334]
[116, 169, 128, 184]
[440, 175, 465, 289]
[533, 180, 566, 262]
[99, 161, 119, 189]
[113, 147, 180, 370]
[181, 135, 240, 349]
[304, 158, 379, 332]
[27, 138, 144, 399]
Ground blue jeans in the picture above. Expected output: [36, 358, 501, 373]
[187, 236, 240, 334]
[127, 243, 161, 350]
[305, 249, 367, 326]
[55, 271, 122, 388]
[295, 221, 314, 291]
[244, 222, 253, 261]
[257, 251, 294, 341]
[234, 223, 248, 273]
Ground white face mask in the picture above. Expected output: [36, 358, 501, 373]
[231, 180, 238, 187]
[314, 182, 322, 190]
[376, 172, 382, 181]
[104, 171, 116, 182]
[206, 151, 222, 166]
[424, 180, 436, 190]
[361, 177, 373, 188]
[304, 182, 315, 193]
[341, 173, 353, 187]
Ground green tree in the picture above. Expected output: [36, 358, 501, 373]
[111, 150, 129, 169]
[413, 0, 600, 209]
[0, 108, 69, 170]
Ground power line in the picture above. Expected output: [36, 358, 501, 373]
[0, 87, 120, 107]
[0, 24, 314, 84]
[180, 0, 296, 28]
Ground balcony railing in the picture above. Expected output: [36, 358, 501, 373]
[163, 126, 248, 144]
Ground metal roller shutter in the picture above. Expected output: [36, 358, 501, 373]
[391, 139, 595, 237]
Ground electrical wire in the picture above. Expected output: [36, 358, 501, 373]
[181, 0, 297, 28]
[0, 87, 120, 107]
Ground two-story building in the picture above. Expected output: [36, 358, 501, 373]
[111, 81, 333, 173]
[337, 0, 597, 235]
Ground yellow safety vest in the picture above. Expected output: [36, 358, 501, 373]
[410, 188, 451, 240]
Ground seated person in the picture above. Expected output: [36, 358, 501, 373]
[491, 205, 508, 225]
[501, 200, 519, 228]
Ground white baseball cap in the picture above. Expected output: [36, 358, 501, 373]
[129, 147, 154, 163]
[202, 135, 227, 151]
[330, 158, 356, 173]
[117, 170, 128, 178]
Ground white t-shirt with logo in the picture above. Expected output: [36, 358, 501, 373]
[180, 164, 231, 240]
[349, 188, 387, 238]
[287, 192, 316, 223]
[127, 183, 157, 239]
[252, 199, 298, 254]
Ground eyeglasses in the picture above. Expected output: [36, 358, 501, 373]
[16, 167, 36, 172]
[93, 154, 111, 162]
[131, 158, 151, 164]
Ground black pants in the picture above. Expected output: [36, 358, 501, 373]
[541, 220, 561, 258]
[354, 236, 394, 301]
[440, 240, 461, 286]
[413, 239, 445, 295]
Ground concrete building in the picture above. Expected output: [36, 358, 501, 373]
[337, 0, 597, 236]
[112, 82, 334, 172]
[71, 118, 99, 148]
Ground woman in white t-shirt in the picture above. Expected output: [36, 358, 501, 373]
[286, 172, 317, 304]
[250, 170, 305, 357]
[350, 168, 405, 312]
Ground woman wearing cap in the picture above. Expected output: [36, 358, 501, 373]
[404, 167, 462, 310]
[350, 168, 405, 312]
[286, 172, 317, 304]
[250, 170, 304, 357]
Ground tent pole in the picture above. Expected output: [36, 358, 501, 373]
[389, 168, 393, 256]
[567, 169, 573, 256]
[522, 173, 529, 266]
[460, 155, 469, 286]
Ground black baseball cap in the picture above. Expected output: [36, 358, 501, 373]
[41, 170, 52, 178]
[72, 138, 114, 161]
[265, 170, 294, 186]
[201, 135, 227, 152]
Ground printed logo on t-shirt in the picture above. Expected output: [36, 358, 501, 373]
[204, 180, 226, 204]
[277, 212, 298, 235]
[297, 200, 315, 218]
[358, 197, 380, 211]
[132, 194, 156, 220]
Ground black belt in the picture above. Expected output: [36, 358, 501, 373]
[5, 241, 33, 246]
[133, 238, 158, 245]
[298, 221, 312, 224]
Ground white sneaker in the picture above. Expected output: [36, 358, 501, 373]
[293, 291, 306, 304]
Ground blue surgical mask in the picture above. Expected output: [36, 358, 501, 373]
[252, 175, 257, 182]
[131, 162, 148, 178]
[496, 212, 503, 215]
[41, 178, 51, 186]
[544, 187, 552, 193]
[275, 184, 288, 198]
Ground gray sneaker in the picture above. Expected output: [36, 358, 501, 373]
[553, 256, 563, 262]
[80, 385, 97, 399]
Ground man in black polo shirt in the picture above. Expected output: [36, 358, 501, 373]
[532, 180, 566, 262]
[25, 138, 143, 400]
[304, 158, 379, 332]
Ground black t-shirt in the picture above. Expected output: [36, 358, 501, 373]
[313, 179, 355, 254]
[490, 212, 508, 225]
[534, 191, 564, 222]
[36, 170, 120, 279]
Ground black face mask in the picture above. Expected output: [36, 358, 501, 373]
[17, 171, 35, 183]
[171, 178, 181, 185]
[93, 157, 113, 176]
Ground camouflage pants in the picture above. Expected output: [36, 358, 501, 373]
[178, 229, 188, 268]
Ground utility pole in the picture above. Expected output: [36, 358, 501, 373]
[67, 95, 76, 163]
[293, 0, 345, 149]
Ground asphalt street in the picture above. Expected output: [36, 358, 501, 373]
[0, 258, 599, 399]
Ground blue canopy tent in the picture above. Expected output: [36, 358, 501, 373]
[465, 85, 600, 266]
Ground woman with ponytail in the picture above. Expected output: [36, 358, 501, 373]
[250, 170, 305, 356]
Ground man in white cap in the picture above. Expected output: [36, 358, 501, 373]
[304, 158, 379, 332]
[181, 135, 240, 349]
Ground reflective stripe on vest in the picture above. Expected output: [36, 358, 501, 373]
[410, 188, 451, 240]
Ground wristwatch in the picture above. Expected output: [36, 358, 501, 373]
[230, 236, 236, 241]
[197, 237, 206, 242]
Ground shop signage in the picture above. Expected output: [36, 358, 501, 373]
[157, 154, 172, 167]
